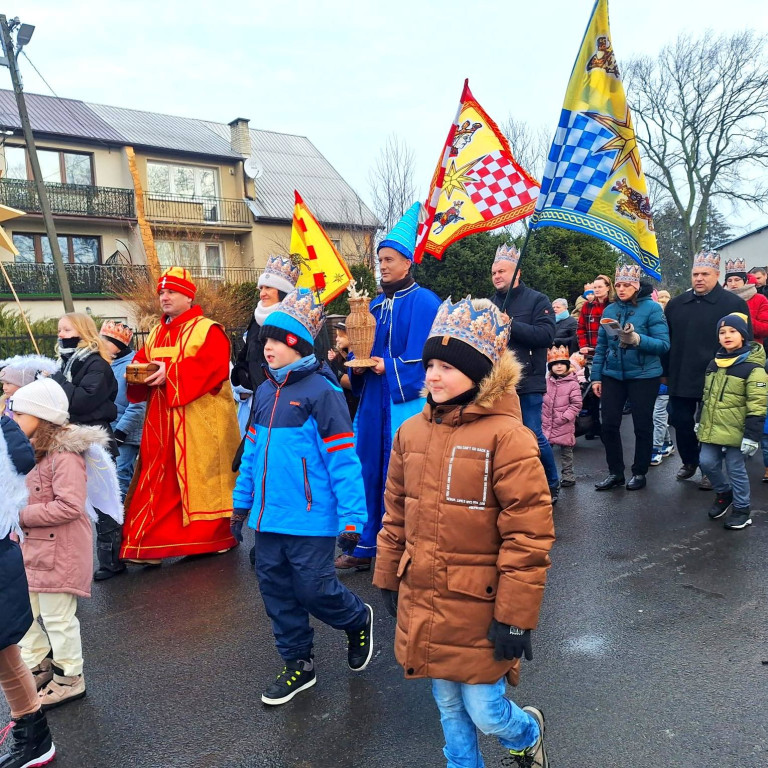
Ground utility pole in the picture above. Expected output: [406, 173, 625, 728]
[0, 14, 74, 312]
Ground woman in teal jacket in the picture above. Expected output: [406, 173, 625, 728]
[591, 266, 670, 491]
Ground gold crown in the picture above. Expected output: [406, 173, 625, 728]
[99, 320, 133, 346]
[262, 254, 301, 287]
[278, 288, 325, 340]
[725, 257, 747, 275]
[547, 345, 570, 364]
[493, 243, 520, 266]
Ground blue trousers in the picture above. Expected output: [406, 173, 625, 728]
[699, 442, 751, 508]
[518, 393, 559, 487]
[431, 678, 540, 767]
[254, 532, 367, 661]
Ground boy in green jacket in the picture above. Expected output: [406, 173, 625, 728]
[697, 313, 768, 529]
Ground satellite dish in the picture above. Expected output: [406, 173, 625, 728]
[244, 156, 263, 179]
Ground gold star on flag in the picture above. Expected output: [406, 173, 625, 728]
[443, 159, 477, 199]
[586, 109, 642, 176]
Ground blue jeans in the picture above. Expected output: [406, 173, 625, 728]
[518, 393, 559, 487]
[762, 435, 768, 467]
[431, 678, 539, 767]
[116, 444, 139, 500]
[698, 442, 750, 508]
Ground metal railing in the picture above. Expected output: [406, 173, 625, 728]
[182, 265, 263, 283]
[0, 178, 136, 219]
[145, 193, 252, 227]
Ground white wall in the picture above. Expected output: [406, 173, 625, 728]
[719, 227, 768, 272]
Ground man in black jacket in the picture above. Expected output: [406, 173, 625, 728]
[552, 298, 579, 354]
[490, 244, 558, 499]
[664, 251, 751, 480]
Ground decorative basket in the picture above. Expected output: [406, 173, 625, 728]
[125, 362, 160, 385]
[344, 295, 378, 369]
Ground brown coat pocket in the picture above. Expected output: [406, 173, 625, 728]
[446, 564, 498, 601]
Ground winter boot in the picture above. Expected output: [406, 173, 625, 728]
[0, 708, 55, 768]
[38, 671, 86, 711]
[708, 490, 733, 520]
[29, 658, 52, 693]
[93, 512, 126, 581]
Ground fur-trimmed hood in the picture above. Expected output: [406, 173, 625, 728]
[34, 422, 111, 457]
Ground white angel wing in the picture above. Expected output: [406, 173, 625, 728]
[84, 445, 124, 525]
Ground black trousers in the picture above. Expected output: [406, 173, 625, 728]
[667, 396, 701, 466]
[600, 376, 660, 476]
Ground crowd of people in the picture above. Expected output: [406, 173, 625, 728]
[1, 204, 767, 766]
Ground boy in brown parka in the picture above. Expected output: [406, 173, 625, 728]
[373, 297, 555, 767]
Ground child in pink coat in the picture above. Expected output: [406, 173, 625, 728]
[542, 346, 582, 488]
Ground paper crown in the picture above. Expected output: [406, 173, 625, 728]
[614, 263, 643, 284]
[493, 243, 520, 266]
[274, 288, 325, 341]
[693, 250, 720, 272]
[724, 257, 747, 276]
[99, 320, 133, 346]
[378, 201, 423, 261]
[427, 297, 510, 365]
[547, 345, 571, 364]
[157, 266, 196, 298]
[259, 254, 301, 294]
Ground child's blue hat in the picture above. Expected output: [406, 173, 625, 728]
[377, 202, 423, 261]
[718, 312, 751, 342]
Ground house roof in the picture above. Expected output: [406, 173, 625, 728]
[0, 89, 377, 227]
[717, 222, 768, 249]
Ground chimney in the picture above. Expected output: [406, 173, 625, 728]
[228, 117, 251, 157]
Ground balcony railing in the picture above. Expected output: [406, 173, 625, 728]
[0, 263, 264, 298]
[145, 193, 252, 227]
[0, 178, 136, 219]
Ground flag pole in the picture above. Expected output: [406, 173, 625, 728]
[501, 225, 535, 315]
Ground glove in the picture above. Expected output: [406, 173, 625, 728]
[381, 588, 398, 619]
[487, 619, 533, 661]
[113, 429, 127, 446]
[694, 422, 700, 435]
[618, 323, 640, 348]
[741, 438, 759, 457]
[230, 509, 249, 543]
[337, 531, 360, 555]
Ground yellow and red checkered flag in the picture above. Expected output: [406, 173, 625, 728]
[414, 79, 540, 263]
[291, 190, 352, 304]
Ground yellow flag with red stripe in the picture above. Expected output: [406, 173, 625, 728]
[291, 191, 352, 304]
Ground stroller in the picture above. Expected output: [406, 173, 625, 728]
[575, 379, 598, 438]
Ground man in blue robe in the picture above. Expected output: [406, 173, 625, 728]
[336, 203, 441, 570]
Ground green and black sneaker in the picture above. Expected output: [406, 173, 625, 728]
[346, 603, 374, 672]
[261, 659, 316, 706]
[504, 706, 548, 767]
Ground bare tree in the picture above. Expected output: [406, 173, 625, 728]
[625, 30, 768, 264]
[368, 134, 416, 242]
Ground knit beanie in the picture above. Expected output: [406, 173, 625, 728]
[422, 336, 493, 384]
[718, 312, 751, 343]
[259, 323, 314, 357]
[10, 378, 70, 425]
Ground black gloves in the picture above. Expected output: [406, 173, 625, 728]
[337, 531, 360, 555]
[113, 429, 127, 446]
[487, 619, 532, 661]
[381, 589, 398, 619]
[230, 509, 249, 543]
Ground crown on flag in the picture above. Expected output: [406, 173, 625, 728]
[99, 320, 133, 346]
[493, 243, 520, 267]
[724, 257, 747, 276]
[277, 288, 325, 341]
[614, 263, 643, 284]
[547, 345, 571, 364]
[693, 250, 720, 272]
[259, 254, 301, 294]
[428, 297, 510, 365]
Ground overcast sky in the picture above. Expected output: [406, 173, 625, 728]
[11, 0, 768, 236]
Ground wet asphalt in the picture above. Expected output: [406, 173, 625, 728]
[3, 417, 768, 768]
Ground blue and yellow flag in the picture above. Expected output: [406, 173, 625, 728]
[530, 0, 660, 279]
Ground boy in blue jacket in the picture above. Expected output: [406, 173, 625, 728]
[232, 288, 373, 706]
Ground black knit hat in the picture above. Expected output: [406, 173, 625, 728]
[422, 335, 493, 384]
[259, 324, 314, 357]
[718, 312, 751, 343]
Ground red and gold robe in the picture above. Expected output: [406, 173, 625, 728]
[120, 305, 240, 559]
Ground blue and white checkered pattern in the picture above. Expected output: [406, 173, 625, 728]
[535, 109, 618, 214]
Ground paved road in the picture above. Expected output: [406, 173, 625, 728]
[3, 420, 768, 767]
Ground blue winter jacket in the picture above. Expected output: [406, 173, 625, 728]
[591, 290, 670, 382]
[234, 360, 367, 537]
[110, 352, 146, 445]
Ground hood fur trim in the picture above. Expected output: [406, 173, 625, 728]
[0, 429, 28, 539]
[35, 423, 111, 456]
[474, 350, 522, 409]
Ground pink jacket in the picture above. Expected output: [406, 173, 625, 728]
[19, 424, 106, 598]
[542, 371, 582, 447]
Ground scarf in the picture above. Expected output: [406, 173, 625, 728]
[269, 354, 317, 384]
[380, 274, 415, 299]
[253, 300, 281, 327]
[555, 310, 569, 322]
[728, 283, 757, 302]
[714, 346, 750, 369]
[58, 343, 96, 382]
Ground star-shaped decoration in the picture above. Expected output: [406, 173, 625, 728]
[0, 203, 25, 255]
[332, 272, 346, 284]
[585, 109, 642, 176]
[443, 159, 477, 199]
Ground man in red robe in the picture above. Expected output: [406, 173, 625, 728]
[120, 267, 240, 563]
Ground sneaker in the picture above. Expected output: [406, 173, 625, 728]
[708, 491, 733, 520]
[30, 658, 53, 692]
[261, 659, 316, 706]
[505, 706, 548, 767]
[661, 442, 675, 457]
[0, 709, 55, 768]
[762, 469, 768, 484]
[347, 603, 374, 672]
[724, 507, 752, 530]
[549, 484, 559, 506]
[38, 671, 86, 711]
[650, 451, 663, 466]
[560, 478, 575, 488]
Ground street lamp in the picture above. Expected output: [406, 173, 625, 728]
[16, 24, 34, 49]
